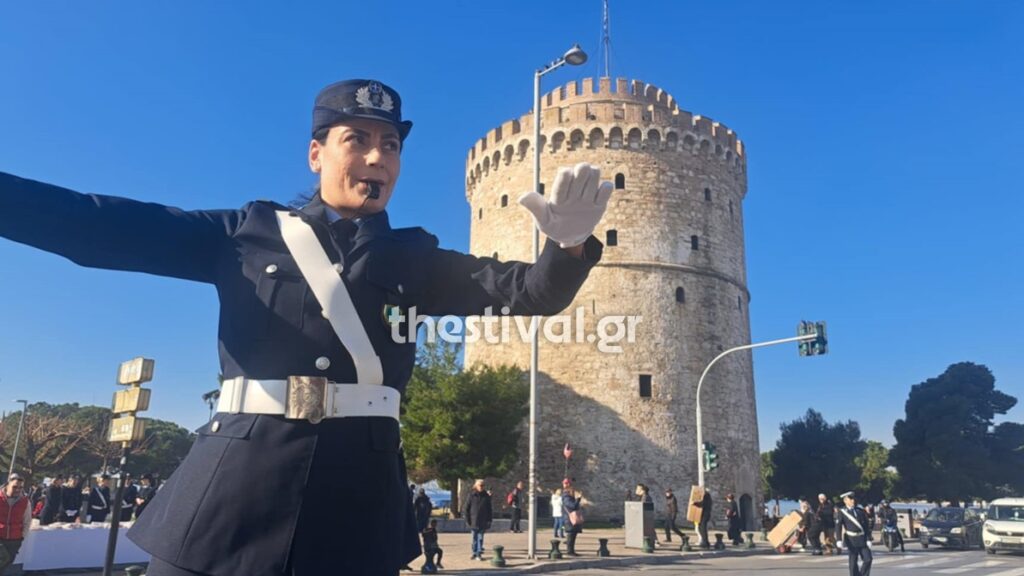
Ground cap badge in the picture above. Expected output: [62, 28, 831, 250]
[356, 81, 394, 112]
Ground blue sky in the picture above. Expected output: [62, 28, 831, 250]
[0, 1, 1021, 452]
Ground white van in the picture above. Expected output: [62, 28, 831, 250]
[984, 498, 1024, 554]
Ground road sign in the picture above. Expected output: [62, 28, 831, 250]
[117, 357, 155, 385]
[112, 387, 151, 414]
[108, 415, 146, 443]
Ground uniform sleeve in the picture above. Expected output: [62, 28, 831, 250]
[0, 172, 244, 284]
[419, 235, 603, 317]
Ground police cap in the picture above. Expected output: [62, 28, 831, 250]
[312, 79, 413, 141]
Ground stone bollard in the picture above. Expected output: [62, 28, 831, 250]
[548, 539, 563, 560]
[682, 534, 692, 552]
[597, 538, 611, 557]
[491, 544, 507, 567]
[124, 567, 145, 576]
[642, 536, 655, 553]
[745, 532, 755, 548]
[714, 533, 726, 550]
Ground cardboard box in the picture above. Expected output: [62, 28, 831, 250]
[768, 511, 803, 550]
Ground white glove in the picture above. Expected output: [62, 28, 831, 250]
[518, 162, 613, 248]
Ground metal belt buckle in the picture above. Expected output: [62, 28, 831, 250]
[286, 376, 328, 424]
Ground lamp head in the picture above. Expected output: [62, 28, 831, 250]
[564, 44, 588, 66]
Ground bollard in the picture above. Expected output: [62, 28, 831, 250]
[124, 567, 145, 576]
[714, 533, 726, 550]
[548, 539, 563, 560]
[745, 532, 755, 549]
[490, 544, 507, 567]
[682, 534, 692, 552]
[597, 538, 611, 557]
[642, 536, 655, 553]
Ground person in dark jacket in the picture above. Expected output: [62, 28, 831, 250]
[694, 489, 713, 549]
[61, 475, 83, 523]
[662, 488, 685, 543]
[120, 474, 139, 522]
[562, 478, 583, 556]
[462, 479, 493, 561]
[134, 474, 156, 520]
[421, 518, 443, 571]
[835, 491, 872, 576]
[413, 488, 433, 533]
[40, 476, 64, 526]
[0, 77, 609, 575]
[817, 493, 837, 555]
[508, 480, 524, 533]
[88, 475, 112, 523]
[725, 493, 743, 546]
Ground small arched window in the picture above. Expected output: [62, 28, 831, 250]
[675, 287, 685, 304]
[478, 208, 483, 220]
[729, 200, 734, 219]
[691, 235, 699, 250]
[500, 195, 508, 208]
[606, 229, 618, 246]
[704, 187, 712, 202]
[737, 295, 742, 310]
[615, 174, 626, 189]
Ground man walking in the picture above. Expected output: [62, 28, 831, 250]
[817, 493, 836, 554]
[462, 479, 492, 561]
[662, 488, 685, 544]
[726, 493, 743, 545]
[835, 491, 872, 576]
[0, 474, 33, 574]
[694, 488, 713, 549]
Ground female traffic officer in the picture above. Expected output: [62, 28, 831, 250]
[0, 79, 611, 575]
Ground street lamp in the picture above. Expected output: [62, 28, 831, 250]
[527, 43, 587, 560]
[10, 399, 27, 478]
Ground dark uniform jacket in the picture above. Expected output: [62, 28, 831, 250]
[40, 484, 62, 525]
[695, 491, 713, 523]
[89, 485, 111, 520]
[835, 505, 871, 548]
[0, 172, 601, 575]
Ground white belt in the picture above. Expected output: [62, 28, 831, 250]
[218, 377, 400, 422]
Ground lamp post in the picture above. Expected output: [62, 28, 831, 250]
[9, 399, 27, 478]
[527, 43, 587, 560]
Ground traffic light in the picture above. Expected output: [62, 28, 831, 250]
[798, 320, 828, 356]
[702, 441, 719, 472]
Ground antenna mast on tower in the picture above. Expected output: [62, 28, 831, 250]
[600, 0, 611, 77]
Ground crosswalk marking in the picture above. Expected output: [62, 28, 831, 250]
[892, 555, 961, 569]
[986, 567, 1024, 576]
[935, 559, 1007, 574]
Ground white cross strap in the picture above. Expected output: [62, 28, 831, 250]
[276, 210, 384, 386]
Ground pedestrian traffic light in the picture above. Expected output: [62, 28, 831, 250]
[797, 321, 813, 356]
[812, 321, 828, 356]
[702, 442, 719, 472]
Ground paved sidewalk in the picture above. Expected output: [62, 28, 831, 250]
[19, 529, 773, 575]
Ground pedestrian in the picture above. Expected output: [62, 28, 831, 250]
[120, 473, 138, 522]
[725, 493, 742, 545]
[414, 488, 433, 533]
[134, 474, 156, 519]
[662, 488, 685, 544]
[40, 475, 64, 526]
[0, 77, 609, 575]
[694, 488, 713, 549]
[462, 479, 493, 561]
[0, 474, 33, 575]
[817, 493, 836, 555]
[551, 488, 565, 538]
[835, 491, 872, 576]
[508, 480, 524, 533]
[799, 499, 822, 555]
[61, 475, 83, 523]
[88, 474, 112, 523]
[421, 518, 443, 571]
[562, 478, 584, 557]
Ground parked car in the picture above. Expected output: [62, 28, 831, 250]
[984, 498, 1024, 554]
[917, 507, 984, 549]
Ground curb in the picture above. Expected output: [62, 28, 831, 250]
[451, 546, 774, 574]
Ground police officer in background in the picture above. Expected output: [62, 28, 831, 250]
[0, 79, 610, 575]
[835, 491, 873, 576]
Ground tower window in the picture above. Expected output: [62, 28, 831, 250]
[639, 374, 652, 398]
[675, 287, 685, 303]
[606, 229, 618, 246]
[500, 194, 508, 207]
[478, 208, 483, 220]
[737, 295, 742, 309]
[615, 173, 626, 189]
[729, 200, 734, 219]
[691, 235, 699, 250]
[539, 183, 545, 196]
[704, 187, 712, 201]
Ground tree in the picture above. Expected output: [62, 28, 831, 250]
[891, 362, 1018, 503]
[402, 340, 528, 515]
[769, 409, 865, 501]
[760, 451, 776, 501]
[855, 441, 897, 503]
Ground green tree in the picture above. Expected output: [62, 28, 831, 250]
[760, 451, 776, 500]
[854, 441, 897, 503]
[770, 409, 865, 501]
[401, 340, 528, 515]
[891, 362, 1018, 503]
